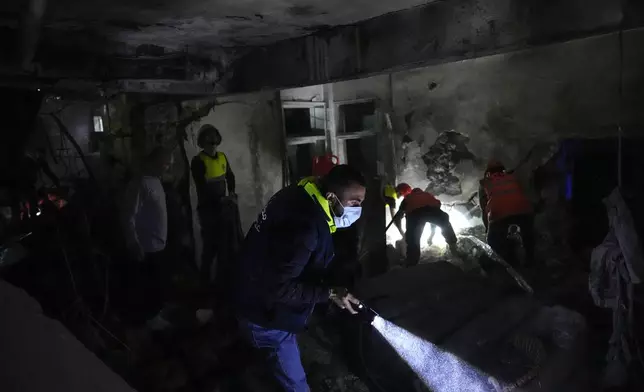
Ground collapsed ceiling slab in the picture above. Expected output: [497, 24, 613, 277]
[44, 0, 438, 50]
[229, 0, 644, 93]
[0, 0, 438, 92]
[1, 0, 644, 94]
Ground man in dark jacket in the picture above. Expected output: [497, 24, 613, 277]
[234, 165, 366, 392]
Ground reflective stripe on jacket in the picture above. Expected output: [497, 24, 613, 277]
[482, 172, 532, 223]
[299, 179, 336, 234]
[403, 190, 441, 214]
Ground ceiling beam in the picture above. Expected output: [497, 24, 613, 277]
[228, 0, 644, 93]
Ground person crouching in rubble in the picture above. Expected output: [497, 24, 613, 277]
[392, 186, 458, 266]
[383, 182, 411, 237]
[479, 160, 535, 267]
[191, 125, 236, 287]
[122, 147, 172, 327]
[234, 165, 366, 392]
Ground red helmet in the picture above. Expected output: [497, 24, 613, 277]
[395, 183, 412, 197]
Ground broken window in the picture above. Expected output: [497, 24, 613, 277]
[338, 101, 376, 134]
[283, 106, 326, 137]
[286, 141, 326, 185]
[335, 100, 379, 178]
[282, 101, 328, 183]
[280, 90, 381, 183]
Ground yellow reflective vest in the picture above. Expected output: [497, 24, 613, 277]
[383, 184, 398, 206]
[298, 178, 336, 234]
[198, 151, 228, 199]
[199, 151, 228, 180]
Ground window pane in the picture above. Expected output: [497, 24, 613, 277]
[287, 141, 326, 184]
[339, 101, 375, 133]
[284, 108, 325, 137]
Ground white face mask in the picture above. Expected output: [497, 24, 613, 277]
[334, 206, 362, 228]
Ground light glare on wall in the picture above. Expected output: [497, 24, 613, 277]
[93, 116, 104, 133]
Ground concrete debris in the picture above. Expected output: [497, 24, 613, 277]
[299, 322, 370, 392]
[352, 262, 589, 391]
[422, 131, 477, 196]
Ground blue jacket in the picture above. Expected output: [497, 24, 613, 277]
[234, 184, 335, 332]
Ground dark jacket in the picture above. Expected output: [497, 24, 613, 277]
[234, 185, 334, 332]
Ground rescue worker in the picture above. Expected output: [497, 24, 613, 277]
[393, 187, 457, 266]
[479, 160, 534, 267]
[394, 183, 440, 246]
[383, 183, 398, 219]
[122, 147, 172, 326]
[190, 125, 236, 286]
[383, 183, 411, 237]
[234, 165, 366, 392]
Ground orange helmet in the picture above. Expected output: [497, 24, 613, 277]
[395, 183, 412, 197]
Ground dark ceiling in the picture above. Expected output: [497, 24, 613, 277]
[2, 0, 642, 96]
[2, 0, 436, 55]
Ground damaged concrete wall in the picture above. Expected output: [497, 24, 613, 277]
[391, 32, 630, 201]
[32, 91, 284, 267]
[35, 99, 98, 185]
[34, 94, 144, 193]
[320, 30, 644, 207]
[184, 92, 283, 259]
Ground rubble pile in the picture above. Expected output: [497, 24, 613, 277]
[299, 328, 370, 392]
[421, 131, 477, 196]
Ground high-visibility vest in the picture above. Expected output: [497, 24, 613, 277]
[199, 151, 228, 180]
[199, 152, 228, 198]
[298, 176, 317, 186]
[383, 184, 398, 206]
[403, 190, 441, 214]
[482, 172, 532, 223]
[299, 179, 336, 234]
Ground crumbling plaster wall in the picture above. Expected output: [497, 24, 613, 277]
[316, 30, 644, 205]
[34, 91, 284, 264]
[33, 94, 141, 191]
[184, 92, 283, 256]
[35, 100, 98, 184]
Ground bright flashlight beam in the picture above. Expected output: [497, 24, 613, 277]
[386, 202, 478, 251]
[371, 315, 504, 392]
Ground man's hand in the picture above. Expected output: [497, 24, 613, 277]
[329, 288, 360, 314]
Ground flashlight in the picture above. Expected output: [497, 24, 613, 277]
[355, 301, 379, 324]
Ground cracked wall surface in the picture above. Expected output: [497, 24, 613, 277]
[184, 92, 283, 261]
[35, 90, 283, 267]
[288, 30, 644, 206]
